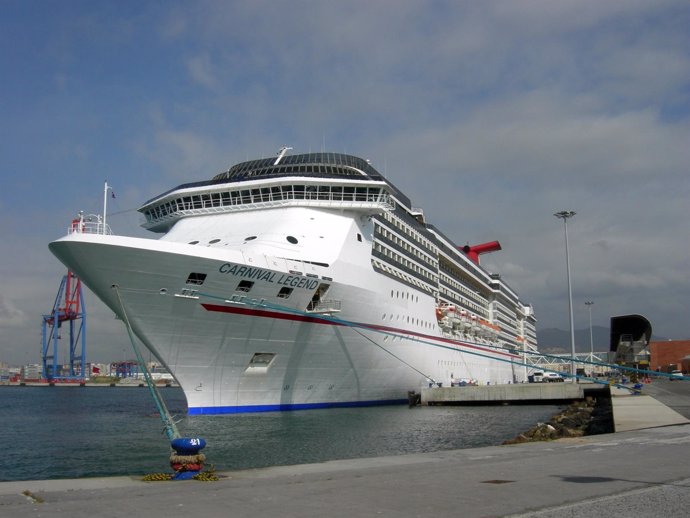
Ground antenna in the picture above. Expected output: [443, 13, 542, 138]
[103, 181, 114, 234]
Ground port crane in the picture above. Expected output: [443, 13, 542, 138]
[41, 269, 86, 381]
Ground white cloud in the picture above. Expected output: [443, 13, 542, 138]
[185, 53, 220, 89]
[0, 296, 28, 327]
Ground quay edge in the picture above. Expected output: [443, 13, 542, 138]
[419, 382, 607, 405]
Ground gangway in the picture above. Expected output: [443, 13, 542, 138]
[526, 352, 611, 376]
[41, 270, 86, 381]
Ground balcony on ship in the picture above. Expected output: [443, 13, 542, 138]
[306, 299, 342, 314]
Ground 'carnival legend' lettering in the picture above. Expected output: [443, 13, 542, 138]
[218, 263, 319, 290]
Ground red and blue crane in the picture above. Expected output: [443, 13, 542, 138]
[41, 270, 86, 381]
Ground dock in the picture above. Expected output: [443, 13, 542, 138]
[420, 381, 605, 405]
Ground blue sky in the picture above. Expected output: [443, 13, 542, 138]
[1, 0, 689, 365]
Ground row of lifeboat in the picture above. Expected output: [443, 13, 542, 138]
[435, 303, 501, 340]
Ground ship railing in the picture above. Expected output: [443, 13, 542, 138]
[142, 191, 395, 229]
[67, 218, 112, 236]
[306, 299, 341, 314]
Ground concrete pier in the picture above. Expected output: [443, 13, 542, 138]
[421, 381, 605, 405]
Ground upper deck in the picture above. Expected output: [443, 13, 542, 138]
[139, 152, 403, 233]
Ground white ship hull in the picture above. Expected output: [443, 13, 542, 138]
[50, 232, 520, 414]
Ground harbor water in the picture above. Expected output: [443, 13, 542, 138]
[1, 386, 561, 482]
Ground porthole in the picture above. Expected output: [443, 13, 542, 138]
[245, 236, 257, 241]
[286, 236, 298, 244]
[208, 238, 221, 244]
[188, 240, 199, 245]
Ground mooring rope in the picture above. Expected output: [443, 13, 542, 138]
[113, 285, 180, 440]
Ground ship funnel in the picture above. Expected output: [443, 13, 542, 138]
[461, 241, 502, 264]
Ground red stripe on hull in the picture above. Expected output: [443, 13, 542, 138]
[201, 303, 518, 359]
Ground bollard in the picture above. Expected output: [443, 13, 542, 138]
[170, 437, 207, 480]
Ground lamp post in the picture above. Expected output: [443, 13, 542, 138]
[585, 301, 594, 374]
[554, 211, 577, 380]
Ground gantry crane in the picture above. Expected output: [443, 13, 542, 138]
[41, 270, 86, 381]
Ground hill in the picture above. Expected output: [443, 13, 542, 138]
[536, 326, 610, 354]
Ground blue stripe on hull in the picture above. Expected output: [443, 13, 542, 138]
[188, 398, 408, 415]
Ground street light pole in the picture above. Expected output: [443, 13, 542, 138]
[585, 301, 594, 373]
[554, 211, 577, 380]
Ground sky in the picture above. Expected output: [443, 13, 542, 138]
[1, 0, 688, 366]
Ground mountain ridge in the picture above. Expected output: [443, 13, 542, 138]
[534, 325, 672, 353]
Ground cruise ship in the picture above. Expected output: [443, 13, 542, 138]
[49, 149, 538, 414]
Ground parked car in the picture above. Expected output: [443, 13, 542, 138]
[670, 370, 685, 381]
[542, 372, 565, 382]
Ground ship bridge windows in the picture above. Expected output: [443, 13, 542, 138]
[286, 236, 298, 244]
[185, 273, 207, 285]
[142, 183, 393, 228]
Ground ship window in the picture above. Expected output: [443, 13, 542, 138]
[286, 236, 298, 244]
[188, 241, 199, 245]
[248, 353, 275, 366]
[208, 239, 221, 244]
[237, 280, 254, 292]
[245, 352, 276, 374]
[357, 233, 362, 242]
[244, 236, 257, 241]
[186, 273, 207, 285]
[277, 287, 293, 299]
